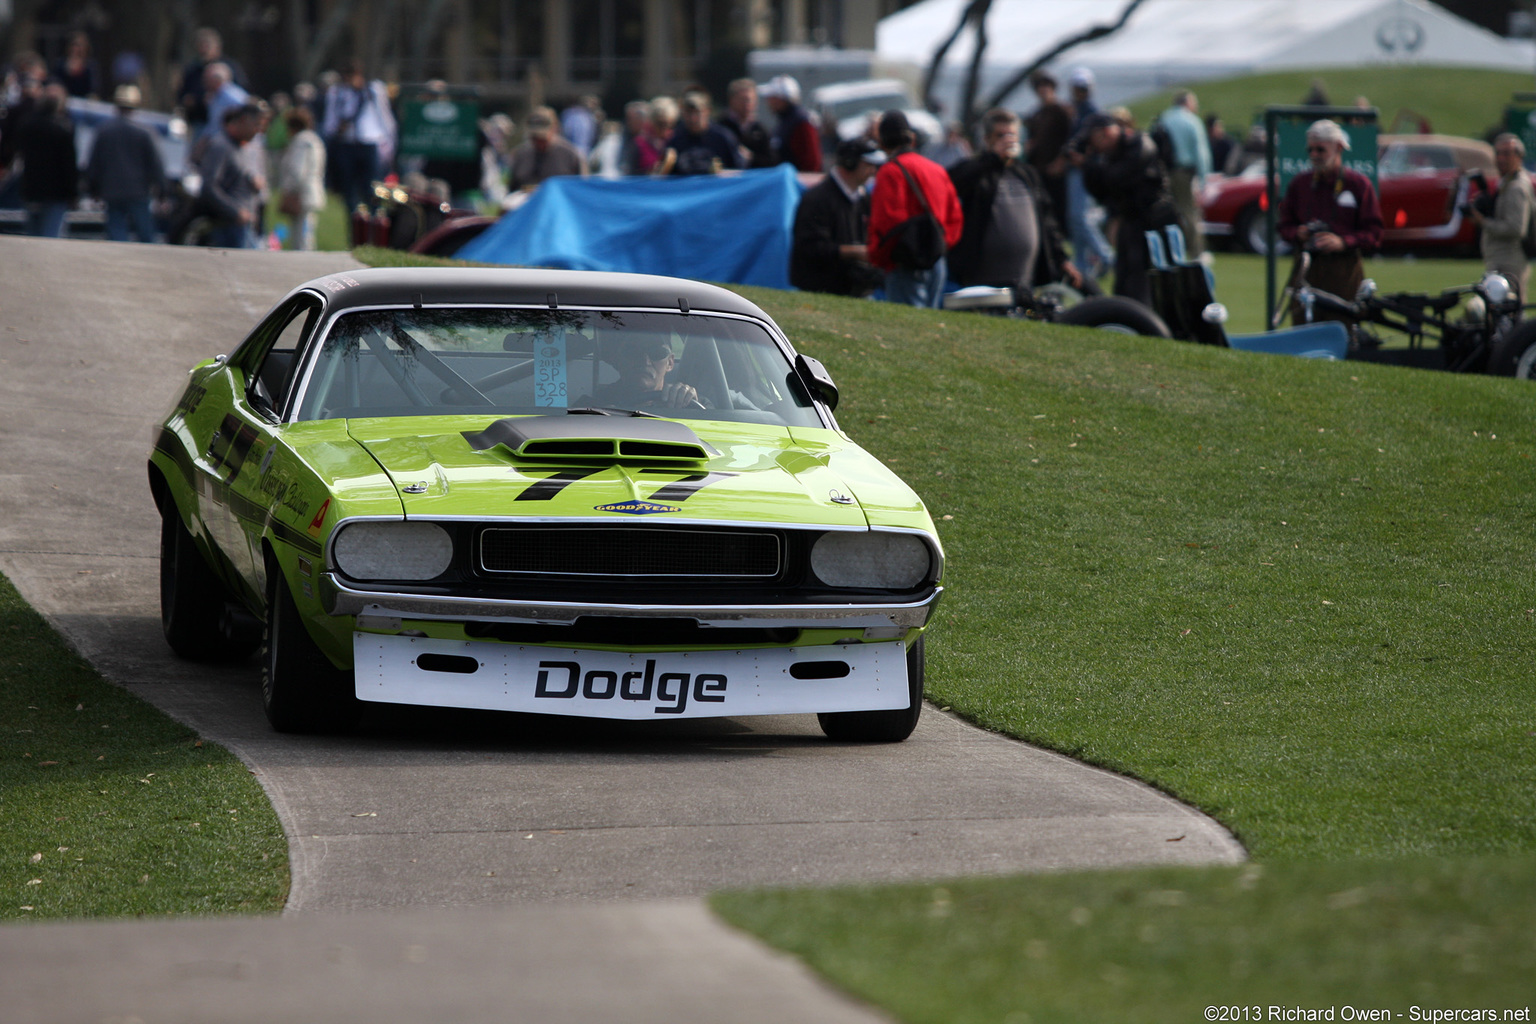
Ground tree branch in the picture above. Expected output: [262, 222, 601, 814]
[922, 0, 990, 114]
[958, 0, 995, 128]
[977, 0, 1150, 114]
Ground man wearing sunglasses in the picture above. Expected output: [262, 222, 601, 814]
[1277, 119, 1383, 329]
[594, 339, 700, 409]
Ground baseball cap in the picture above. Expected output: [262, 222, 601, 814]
[1069, 67, 1095, 89]
[837, 137, 887, 169]
[760, 75, 801, 104]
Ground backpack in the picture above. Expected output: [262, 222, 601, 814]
[884, 157, 947, 271]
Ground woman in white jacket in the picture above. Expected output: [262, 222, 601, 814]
[278, 106, 327, 250]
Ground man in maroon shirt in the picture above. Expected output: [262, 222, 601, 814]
[1278, 119, 1383, 327]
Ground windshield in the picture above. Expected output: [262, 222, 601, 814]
[1377, 143, 1455, 177]
[292, 307, 823, 427]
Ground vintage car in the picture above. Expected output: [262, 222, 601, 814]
[1200, 134, 1496, 255]
[148, 268, 942, 741]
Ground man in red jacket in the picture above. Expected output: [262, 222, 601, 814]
[868, 110, 964, 307]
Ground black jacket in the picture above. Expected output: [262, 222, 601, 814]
[1082, 130, 1175, 227]
[947, 152, 1071, 288]
[17, 111, 79, 204]
[790, 173, 883, 297]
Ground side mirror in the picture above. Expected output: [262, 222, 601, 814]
[795, 353, 839, 412]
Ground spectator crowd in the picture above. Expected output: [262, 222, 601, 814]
[0, 37, 1463, 324]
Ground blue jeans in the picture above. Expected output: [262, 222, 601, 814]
[105, 199, 158, 242]
[884, 257, 947, 309]
[27, 202, 69, 238]
[208, 220, 257, 249]
[1067, 168, 1114, 279]
[332, 141, 381, 213]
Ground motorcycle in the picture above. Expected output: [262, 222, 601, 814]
[1275, 252, 1534, 378]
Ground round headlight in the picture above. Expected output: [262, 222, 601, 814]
[1479, 272, 1512, 306]
[811, 531, 931, 589]
[333, 521, 453, 581]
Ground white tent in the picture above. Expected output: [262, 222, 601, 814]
[879, 0, 1536, 113]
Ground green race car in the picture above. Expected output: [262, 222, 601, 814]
[148, 268, 943, 740]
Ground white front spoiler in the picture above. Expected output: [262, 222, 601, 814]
[354, 633, 910, 719]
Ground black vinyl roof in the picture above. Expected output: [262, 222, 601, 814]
[292, 267, 771, 320]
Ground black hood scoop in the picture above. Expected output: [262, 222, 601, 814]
[462, 415, 718, 462]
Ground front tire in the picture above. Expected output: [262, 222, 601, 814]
[160, 511, 258, 663]
[1487, 318, 1536, 377]
[818, 636, 925, 743]
[1055, 296, 1173, 337]
[262, 558, 359, 733]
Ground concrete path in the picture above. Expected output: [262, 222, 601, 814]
[0, 238, 1244, 1022]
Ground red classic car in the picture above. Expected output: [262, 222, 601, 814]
[1200, 134, 1496, 255]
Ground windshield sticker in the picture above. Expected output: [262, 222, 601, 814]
[534, 332, 567, 407]
[594, 500, 681, 515]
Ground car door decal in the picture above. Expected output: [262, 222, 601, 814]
[647, 472, 737, 503]
[206, 413, 261, 483]
[159, 425, 322, 558]
[515, 468, 602, 501]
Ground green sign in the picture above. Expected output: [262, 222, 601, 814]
[398, 98, 481, 161]
[1503, 103, 1536, 166]
[1273, 117, 1378, 195]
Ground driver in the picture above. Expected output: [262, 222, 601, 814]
[593, 337, 699, 408]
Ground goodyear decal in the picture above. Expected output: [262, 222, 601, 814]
[594, 500, 681, 516]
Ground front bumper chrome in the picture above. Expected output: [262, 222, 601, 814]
[321, 574, 943, 634]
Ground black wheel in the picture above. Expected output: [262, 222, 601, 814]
[1487, 318, 1536, 377]
[1054, 296, 1173, 338]
[160, 511, 259, 662]
[1233, 203, 1289, 256]
[818, 636, 925, 743]
[262, 557, 359, 733]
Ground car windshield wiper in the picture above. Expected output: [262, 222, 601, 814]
[564, 406, 660, 418]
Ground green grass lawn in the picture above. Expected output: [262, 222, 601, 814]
[5, 237, 1530, 1015]
[1126, 66, 1532, 138]
[0, 574, 287, 920]
[694, 280, 1536, 1019]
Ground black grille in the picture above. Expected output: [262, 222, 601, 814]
[479, 527, 781, 578]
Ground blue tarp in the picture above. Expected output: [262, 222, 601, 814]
[456, 164, 804, 289]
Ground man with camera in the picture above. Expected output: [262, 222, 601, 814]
[1277, 119, 1383, 326]
[1468, 133, 1533, 305]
